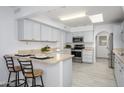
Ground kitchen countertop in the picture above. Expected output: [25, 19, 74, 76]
[113, 49, 124, 64]
[12, 53, 74, 65]
[32, 53, 73, 65]
[83, 47, 94, 51]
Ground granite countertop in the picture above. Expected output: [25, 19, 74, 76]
[113, 49, 124, 64]
[12, 53, 74, 65]
[32, 53, 74, 65]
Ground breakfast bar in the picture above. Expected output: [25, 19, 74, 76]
[12, 51, 73, 87]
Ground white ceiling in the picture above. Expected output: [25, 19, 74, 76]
[30, 6, 124, 27]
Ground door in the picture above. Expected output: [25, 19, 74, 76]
[96, 33, 109, 58]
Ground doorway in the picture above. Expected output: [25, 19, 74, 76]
[96, 31, 110, 59]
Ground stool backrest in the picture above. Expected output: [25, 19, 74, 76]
[17, 58, 34, 78]
[4, 55, 15, 72]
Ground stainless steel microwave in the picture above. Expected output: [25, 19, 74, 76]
[73, 37, 84, 43]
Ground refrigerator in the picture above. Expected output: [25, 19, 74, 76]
[108, 33, 114, 68]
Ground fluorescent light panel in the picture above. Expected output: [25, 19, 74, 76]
[59, 12, 86, 21]
[89, 14, 104, 23]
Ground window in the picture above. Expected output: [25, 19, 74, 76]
[99, 36, 107, 46]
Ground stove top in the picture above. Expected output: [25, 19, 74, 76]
[73, 44, 85, 50]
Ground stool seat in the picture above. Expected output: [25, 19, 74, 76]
[25, 69, 43, 78]
[9, 66, 21, 72]
[14, 66, 22, 72]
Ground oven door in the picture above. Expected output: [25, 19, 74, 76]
[71, 50, 82, 62]
[71, 51, 82, 58]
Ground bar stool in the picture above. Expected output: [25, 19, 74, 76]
[4, 55, 24, 87]
[17, 58, 44, 87]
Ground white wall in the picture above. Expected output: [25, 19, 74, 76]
[0, 7, 58, 82]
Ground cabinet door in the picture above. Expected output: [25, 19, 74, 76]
[41, 25, 52, 41]
[114, 59, 120, 85]
[51, 28, 61, 41]
[82, 51, 93, 63]
[57, 30, 61, 41]
[62, 31, 66, 43]
[120, 69, 124, 86]
[118, 61, 124, 87]
[51, 28, 57, 41]
[66, 32, 72, 43]
[23, 20, 33, 40]
[32, 22, 41, 41]
[84, 31, 94, 42]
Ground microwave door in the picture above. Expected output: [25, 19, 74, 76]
[73, 37, 83, 43]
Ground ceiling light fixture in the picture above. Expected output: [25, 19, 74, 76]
[59, 12, 86, 21]
[89, 13, 104, 23]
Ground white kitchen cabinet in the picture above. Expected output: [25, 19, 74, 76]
[18, 19, 41, 41]
[82, 50, 94, 63]
[23, 20, 33, 40]
[32, 22, 41, 40]
[66, 32, 72, 43]
[84, 31, 94, 43]
[59, 31, 66, 49]
[51, 28, 61, 42]
[41, 25, 52, 41]
[18, 19, 33, 40]
[62, 31, 66, 43]
[18, 19, 65, 42]
[114, 55, 124, 87]
[51, 28, 58, 41]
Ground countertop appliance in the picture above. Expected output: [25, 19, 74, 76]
[71, 44, 85, 63]
[73, 37, 84, 43]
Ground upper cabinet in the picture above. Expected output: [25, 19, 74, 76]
[41, 25, 52, 41]
[32, 22, 41, 41]
[84, 31, 94, 43]
[66, 32, 72, 43]
[18, 19, 41, 41]
[51, 28, 61, 42]
[18, 19, 64, 42]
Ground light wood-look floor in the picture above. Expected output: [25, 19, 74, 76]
[72, 58, 116, 87]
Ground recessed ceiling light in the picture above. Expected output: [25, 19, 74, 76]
[89, 13, 104, 23]
[59, 12, 86, 21]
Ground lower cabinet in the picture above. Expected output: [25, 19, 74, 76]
[82, 50, 94, 63]
[114, 55, 124, 87]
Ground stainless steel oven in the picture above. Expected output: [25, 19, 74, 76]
[71, 44, 85, 63]
[73, 37, 84, 43]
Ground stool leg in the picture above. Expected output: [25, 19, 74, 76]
[32, 78, 36, 87]
[15, 72, 18, 87]
[7, 72, 11, 87]
[40, 76, 44, 87]
[17, 72, 19, 86]
[24, 78, 28, 87]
